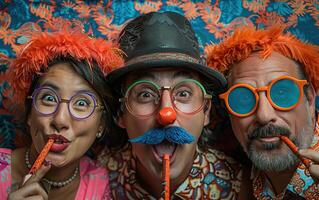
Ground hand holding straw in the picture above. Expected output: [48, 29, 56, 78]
[162, 154, 170, 200]
[279, 135, 311, 167]
[22, 138, 54, 185]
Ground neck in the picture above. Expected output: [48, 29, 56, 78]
[29, 145, 79, 182]
[264, 165, 297, 195]
[136, 161, 162, 198]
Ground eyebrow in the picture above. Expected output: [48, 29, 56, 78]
[38, 82, 60, 91]
[130, 72, 157, 82]
[172, 71, 194, 79]
[38, 82, 96, 96]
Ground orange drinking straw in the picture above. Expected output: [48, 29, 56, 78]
[279, 135, 311, 167]
[29, 138, 54, 174]
[162, 154, 170, 200]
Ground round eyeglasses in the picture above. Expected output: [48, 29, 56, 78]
[219, 76, 308, 117]
[28, 87, 104, 120]
[120, 79, 212, 117]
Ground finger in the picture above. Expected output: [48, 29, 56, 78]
[299, 149, 319, 162]
[23, 162, 51, 186]
[9, 182, 48, 200]
[308, 164, 319, 181]
[25, 195, 47, 200]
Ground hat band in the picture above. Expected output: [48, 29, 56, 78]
[125, 52, 202, 66]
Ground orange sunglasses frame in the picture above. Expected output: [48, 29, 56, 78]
[219, 75, 308, 117]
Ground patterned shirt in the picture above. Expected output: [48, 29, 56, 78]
[99, 144, 242, 200]
[252, 124, 319, 200]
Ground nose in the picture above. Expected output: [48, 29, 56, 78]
[157, 90, 176, 126]
[157, 107, 176, 126]
[51, 102, 70, 132]
[255, 93, 277, 125]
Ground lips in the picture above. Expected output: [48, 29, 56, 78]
[48, 134, 70, 152]
[258, 136, 280, 142]
[152, 141, 177, 163]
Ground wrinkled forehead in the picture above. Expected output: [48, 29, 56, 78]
[123, 67, 201, 87]
[228, 52, 302, 85]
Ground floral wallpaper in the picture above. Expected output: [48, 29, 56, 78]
[0, 0, 318, 148]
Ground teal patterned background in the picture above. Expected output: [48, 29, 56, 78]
[1, 0, 319, 149]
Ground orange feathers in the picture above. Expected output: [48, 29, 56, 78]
[8, 31, 124, 103]
[205, 27, 319, 90]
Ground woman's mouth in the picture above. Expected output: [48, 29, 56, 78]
[48, 134, 70, 152]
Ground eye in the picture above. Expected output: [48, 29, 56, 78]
[74, 99, 90, 107]
[137, 90, 157, 103]
[41, 94, 57, 105]
[43, 95, 56, 102]
[174, 85, 193, 101]
[176, 90, 191, 98]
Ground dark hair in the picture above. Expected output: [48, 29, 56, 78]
[22, 56, 118, 156]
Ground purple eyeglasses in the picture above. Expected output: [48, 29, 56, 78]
[28, 87, 104, 120]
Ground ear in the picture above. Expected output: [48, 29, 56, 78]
[203, 100, 212, 126]
[305, 83, 316, 125]
[116, 114, 126, 129]
[97, 114, 106, 134]
[27, 113, 31, 127]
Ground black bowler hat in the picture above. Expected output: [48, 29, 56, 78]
[107, 11, 226, 93]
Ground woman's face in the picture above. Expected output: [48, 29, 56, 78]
[27, 63, 104, 167]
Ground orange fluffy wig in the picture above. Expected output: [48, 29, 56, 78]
[8, 31, 124, 103]
[205, 27, 319, 90]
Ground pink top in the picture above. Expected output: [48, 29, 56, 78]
[0, 148, 110, 199]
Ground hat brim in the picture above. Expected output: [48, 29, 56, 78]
[107, 59, 227, 94]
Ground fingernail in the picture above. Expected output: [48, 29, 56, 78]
[22, 174, 32, 185]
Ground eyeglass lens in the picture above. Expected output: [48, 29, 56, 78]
[227, 78, 301, 115]
[125, 80, 205, 116]
[32, 88, 97, 119]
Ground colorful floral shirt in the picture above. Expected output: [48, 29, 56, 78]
[99, 144, 242, 200]
[252, 125, 319, 200]
[0, 148, 111, 200]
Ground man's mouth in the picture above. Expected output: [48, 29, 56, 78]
[151, 140, 177, 163]
[258, 136, 280, 142]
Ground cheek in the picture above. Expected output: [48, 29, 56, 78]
[177, 112, 205, 138]
[292, 102, 313, 134]
[230, 117, 249, 148]
[123, 115, 156, 139]
[79, 116, 101, 138]
[28, 111, 50, 150]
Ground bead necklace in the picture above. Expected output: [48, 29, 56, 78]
[25, 148, 79, 188]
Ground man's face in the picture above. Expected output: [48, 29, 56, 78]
[118, 68, 211, 182]
[228, 52, 316, 172]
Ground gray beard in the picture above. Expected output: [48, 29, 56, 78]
[248, 142, 299, 171]
[248, 112, 314, 172]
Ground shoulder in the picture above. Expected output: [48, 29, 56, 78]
[0, 148, 12, 167]
[205, 147, 240, 165]
[76, 157, 111, 199]
[0, 148, 12, 199]
[79, 156, 108, 178]
[0, 148, 11, 158]
[199, 147, 243, 180]
[97, 144, 132, 170]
